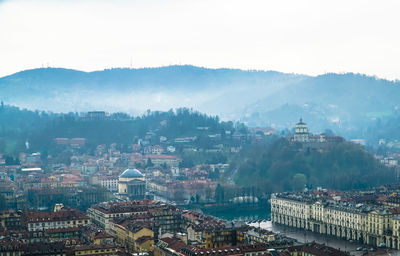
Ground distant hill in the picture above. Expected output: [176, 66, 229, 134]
[242, 73, 400, 133]
[1, 65, 400, 142]
[0, 66, 301, 115]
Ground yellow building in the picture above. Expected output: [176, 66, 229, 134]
[187, 223, 238, 249]
[0, 210, 21, 230]
[0, 241, 24, 256]
[93, 232, 115, 245]
[81, 227, 115, 245]
[73, 244, 119, 256]
[244, 228, 276, 244]
[113, 220, 154, 253]
[135, 236, 154, 252]
[204, 228, 234, 248]
[87, 201, 152, 232]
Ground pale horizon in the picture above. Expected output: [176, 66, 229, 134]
[2, 64, 398, 82]
[1, 0, 400, 80]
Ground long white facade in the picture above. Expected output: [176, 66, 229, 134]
[271, 193, 400, 249]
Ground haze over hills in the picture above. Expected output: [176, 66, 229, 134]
[1, 65, 399, 141]
[0, 66, 303, 118]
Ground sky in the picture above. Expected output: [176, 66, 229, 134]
[1, 0, 399, 80]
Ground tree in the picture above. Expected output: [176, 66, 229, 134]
[214, 184, 225, 204]
[0, 194, 7, 210]
[179, 158, 194, 168]
[233, 139, 394, 192]
[292, 173, 307, 191]
[5, 155, 19, 165]
[146, 158, 154, 167]
[209, 168, 220, 181]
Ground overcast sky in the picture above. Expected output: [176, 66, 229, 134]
[1, 0, 399, 79]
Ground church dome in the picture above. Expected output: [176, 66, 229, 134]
[119, 168, 144, 178]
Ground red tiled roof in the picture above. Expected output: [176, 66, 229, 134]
[287, 242, 350, 256]
[144, 154, 177, 159]
[45, 226, 80, 234]
[74, 243, 119, 251]
[388, 207, 400, 214]
[25, 209, 89, 223]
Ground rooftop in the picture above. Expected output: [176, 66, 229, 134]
[120, 168, 144, 178]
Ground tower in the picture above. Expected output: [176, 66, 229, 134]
[293, 118, 309, 142]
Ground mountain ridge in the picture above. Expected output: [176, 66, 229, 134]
[1, 65, 400, 142]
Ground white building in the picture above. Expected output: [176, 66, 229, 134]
[118, 168, 146, 200]
[99, 176, 119, 192]
[293, 118, 310, 142]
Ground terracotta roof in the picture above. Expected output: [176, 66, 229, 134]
[180, 243, 272, 256]
[159, 237, 188, 252]
[45, 226, 81, 234]
[91, 200, 161, 214]
[74, 243, 119, 251]
[144, 154, 177, 159]
[287, 242, 350, 256]
[25, 209, 89, 223]
[388, 207, 400, 214]
[94, 231, 113, 239]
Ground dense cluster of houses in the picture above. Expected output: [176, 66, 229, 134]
[0, 200, 350, 256]
[0, 133, 246, 209]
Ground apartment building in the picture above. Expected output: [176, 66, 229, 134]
[271, 192, 400, 249]
[22, 208, 90, 232]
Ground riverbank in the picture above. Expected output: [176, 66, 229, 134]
[183, 203, 269, 221]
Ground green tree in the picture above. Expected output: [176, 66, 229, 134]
[214, 184, 225, 204]
[292, 173, 307, 191]
[146, 158, 154, 167]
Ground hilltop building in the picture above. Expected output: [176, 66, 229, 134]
[86, 111, 107, 120]
[290, 118, 344, 149]
[292, 118, 311, 143]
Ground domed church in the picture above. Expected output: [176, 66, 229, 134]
[118, 168, 146, 200]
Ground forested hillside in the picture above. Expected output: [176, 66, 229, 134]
[0, 104, 233, 155]
[233, 138, 394, 192]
